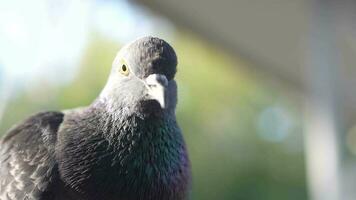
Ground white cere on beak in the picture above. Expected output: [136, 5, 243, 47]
[145, 74, 168, 109]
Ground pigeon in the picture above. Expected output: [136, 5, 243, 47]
[0, 36, 191, 200]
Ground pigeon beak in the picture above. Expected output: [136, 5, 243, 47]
[145, 74, 168, 109]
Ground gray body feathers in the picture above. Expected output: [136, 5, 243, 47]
[0, 112, 65, 200]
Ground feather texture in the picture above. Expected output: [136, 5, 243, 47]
[0, 112, 64, 200]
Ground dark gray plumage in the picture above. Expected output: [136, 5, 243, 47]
[0, 36, 191, 200]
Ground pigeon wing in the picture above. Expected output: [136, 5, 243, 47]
[0, 111, 64, 200]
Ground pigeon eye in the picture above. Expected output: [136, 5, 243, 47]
[120, 64, 130, 76]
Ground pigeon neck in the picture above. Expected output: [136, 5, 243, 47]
[57, 102, 190, 199]
[93, 96, 174, 120]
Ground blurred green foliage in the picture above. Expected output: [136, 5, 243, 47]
[0, 31, 307, 200]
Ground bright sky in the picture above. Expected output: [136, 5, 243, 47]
[0, 0, 174, 84]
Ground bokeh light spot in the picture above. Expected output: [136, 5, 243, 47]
[257, 105, 293, 142]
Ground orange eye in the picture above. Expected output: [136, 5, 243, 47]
[119, 63, 130, 76]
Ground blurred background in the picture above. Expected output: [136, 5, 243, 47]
[1, 0, 356, 199]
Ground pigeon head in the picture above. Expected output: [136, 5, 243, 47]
[100, 36, 178, 116]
